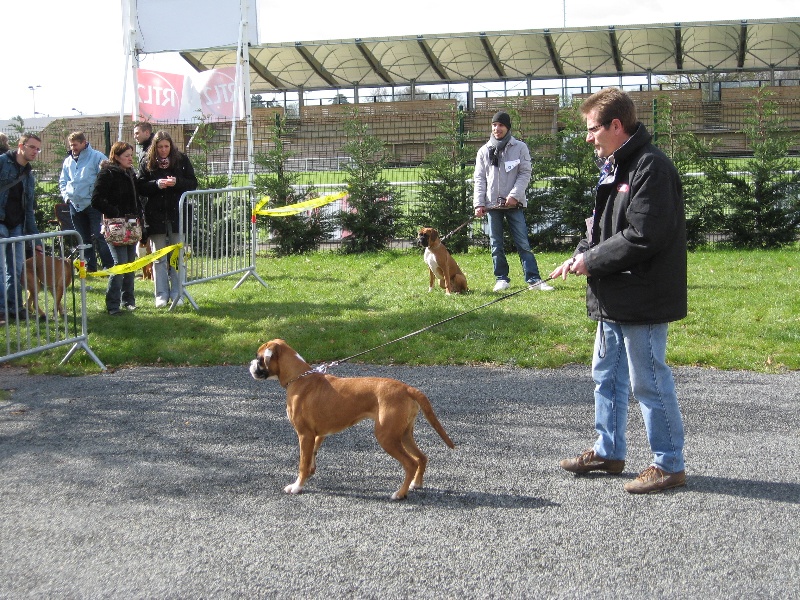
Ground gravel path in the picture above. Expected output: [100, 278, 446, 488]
[1, 362, 798, 598]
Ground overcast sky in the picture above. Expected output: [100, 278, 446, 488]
[3, 0, 796, 121]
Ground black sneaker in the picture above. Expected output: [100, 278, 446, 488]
[108, 308, 124, 316]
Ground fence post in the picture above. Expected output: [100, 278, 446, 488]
[1, 231, 106, 371]
[175, 187, 267, 311]
[104, 122, 111, 155]
[652, 98, 658, 144]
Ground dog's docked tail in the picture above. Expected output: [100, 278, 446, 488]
[410, 388, 455, 449]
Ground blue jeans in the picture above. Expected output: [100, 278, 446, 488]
[149, 227, 183, 302]
[0, 222, 25, 315]
[592, 321, 685, 473]
[486, 208, 541, 283]
[70, 204, 113, 272]
[106, 243, 137, 311]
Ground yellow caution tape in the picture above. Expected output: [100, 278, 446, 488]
[252, 191, 347, 218]
[75, 243, 183, 278]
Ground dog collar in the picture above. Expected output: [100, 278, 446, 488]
[284, 363, 330, 388]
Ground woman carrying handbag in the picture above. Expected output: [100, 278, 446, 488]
[91, 142, 145, 315]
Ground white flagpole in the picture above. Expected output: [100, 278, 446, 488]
[243, 4, 254, 188]
[119, 0, 139, 142]
[227, 1, 246, 184]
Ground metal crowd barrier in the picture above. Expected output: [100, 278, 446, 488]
[0, 230, 105, 370]
[176, 186, 267, 311]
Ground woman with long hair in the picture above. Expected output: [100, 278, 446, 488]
[91, 141, 144, 315]
[137, 130, 197, 308]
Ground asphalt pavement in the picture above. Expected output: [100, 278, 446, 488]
[1, 362, 798, 598]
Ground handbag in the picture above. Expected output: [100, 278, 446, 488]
[102, 216, 142, 246]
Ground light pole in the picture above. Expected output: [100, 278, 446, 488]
[28, 85, 41, 117]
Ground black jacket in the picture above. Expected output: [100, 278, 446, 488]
[137, 153, 198, 235]
[91, 163, 143, 220]
[577, 123, 687, 324]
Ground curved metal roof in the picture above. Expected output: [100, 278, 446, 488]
[178, 17, 800, 93]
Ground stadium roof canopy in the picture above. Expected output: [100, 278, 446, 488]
[179, 17, 800, 94]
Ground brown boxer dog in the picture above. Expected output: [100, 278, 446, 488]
[418, 227, 468, 294]
[23, 253, 74, 318]
[249, 339, 455, 500]
[137, 240, 153, 280]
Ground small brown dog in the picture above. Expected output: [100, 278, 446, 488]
[249, 339, 455, 500]
[137, 240, 153, 280]
[23, 253, 74, 318]
[418, 227, 468, 294]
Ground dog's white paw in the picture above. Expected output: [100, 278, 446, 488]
[390, 491, 408, 501]
[284, 482, 303, 494]
[428, 286, 434, 292]
[409, 482, 421, 491]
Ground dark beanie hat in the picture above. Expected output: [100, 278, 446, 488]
[492, 111, 512, 129]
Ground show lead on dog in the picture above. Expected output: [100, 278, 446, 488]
[551, 87, 687, 494]
[473, 111, 553, 292]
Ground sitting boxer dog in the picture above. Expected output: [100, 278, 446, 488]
[137, 240, 153, 281]
[250, 339, 455, 500]
[23, 253, 74, 319]
[418, 227, 468, 295]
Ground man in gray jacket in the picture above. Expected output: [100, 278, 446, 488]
[551, 87, 687, 494]
[474, 111, 552, 292]
[59, 131, 111, 272]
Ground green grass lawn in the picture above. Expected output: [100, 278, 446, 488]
[7, 248, 799, 375]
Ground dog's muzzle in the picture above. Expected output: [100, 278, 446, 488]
[417, 233, 429, 248]
[249, 356, 270, 380]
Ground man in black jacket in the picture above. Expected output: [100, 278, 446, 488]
[133, 122, 154, 166]
[551, 87, 687, 494]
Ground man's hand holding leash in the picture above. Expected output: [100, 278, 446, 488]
[550, 253, 588, 280]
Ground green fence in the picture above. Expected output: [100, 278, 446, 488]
[4, 91, 799, 250]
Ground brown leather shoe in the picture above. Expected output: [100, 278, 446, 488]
[559, 449, 625, 474]
[624, 465, 686, 494]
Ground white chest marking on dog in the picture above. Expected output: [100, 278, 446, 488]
[424, 248, 442, 279]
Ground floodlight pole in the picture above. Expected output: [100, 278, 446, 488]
[28, 85, 41, 117]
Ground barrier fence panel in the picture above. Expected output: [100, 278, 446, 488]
[1, 231, 106, 370]
[177, 186, 267, 311]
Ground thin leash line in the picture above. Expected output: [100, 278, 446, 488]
[440, 216, 477, 242]
[317, 276, 556, 370]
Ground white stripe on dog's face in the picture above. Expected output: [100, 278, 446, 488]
[249, 347, 276, 380]
[263, 348, 279, 379]
[295, 352, 304, 363]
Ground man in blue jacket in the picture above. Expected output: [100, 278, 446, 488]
[0, 134, 43, 323]
[59, 131, 111, 272]
[551, 88, 687, 494]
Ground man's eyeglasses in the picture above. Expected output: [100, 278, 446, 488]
[24, 144, 42, 153]
[587, 121, 611, 135]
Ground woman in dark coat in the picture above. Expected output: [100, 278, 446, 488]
[137, 130, 197, 308]
[91, 141, 144, 315]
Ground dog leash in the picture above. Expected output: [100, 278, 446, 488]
[440, 216, 477, 242]
[311, 277, 557, 373]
